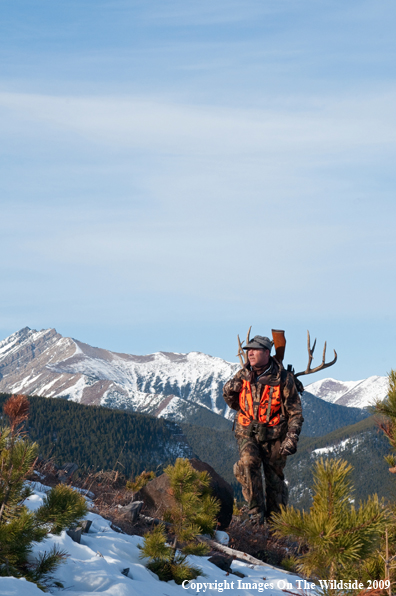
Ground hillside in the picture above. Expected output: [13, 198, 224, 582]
[0, 393, 194, 479]
[183, 415, 396, 510]
[300, 391, 369, 437]
[4, 481, 303, 595]
[287, 416, 395, 509]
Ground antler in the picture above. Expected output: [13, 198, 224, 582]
[236, 326, 251, 367]
[295, 330, 337, 377]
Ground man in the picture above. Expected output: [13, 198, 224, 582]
[223, 335, 303, 523]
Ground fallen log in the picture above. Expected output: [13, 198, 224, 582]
[197, 536, 297, 575]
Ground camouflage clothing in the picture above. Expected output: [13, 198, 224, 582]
[223, 357, 303, 519]
[234, 436, 288, 515]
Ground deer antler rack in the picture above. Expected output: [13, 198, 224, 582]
[236, 326, 251, 367]
[295, 330, 337, 378]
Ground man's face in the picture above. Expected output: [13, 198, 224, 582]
[248, 348, 270, 368]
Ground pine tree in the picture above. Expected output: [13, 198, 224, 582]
[374, 369, 396, 471]
[271, 458, 387, 584]
[371, 369, 396, 588]
[0, 395, 88, 591]
[139, 523, 201, 584]
[139, 458, 220, 583]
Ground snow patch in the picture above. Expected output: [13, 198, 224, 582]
[312, 437, 361, 456]
[0, 481, 312, 596]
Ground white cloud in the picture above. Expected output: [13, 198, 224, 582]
[1, 90, 396, 156]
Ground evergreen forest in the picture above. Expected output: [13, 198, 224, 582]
[0, 392, 392, 509]
[0, 393, 192, 480]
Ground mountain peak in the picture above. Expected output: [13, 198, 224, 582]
[305, 375, 388, 408]
[0, 328, 239, 423]
[0, 327, 388, 418]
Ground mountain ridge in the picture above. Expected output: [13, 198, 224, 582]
[0, 327, 239, 423]
[306, 375, 388, 408]
[0, 328, 387, 435]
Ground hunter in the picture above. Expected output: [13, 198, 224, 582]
[223, 334, 303, 524]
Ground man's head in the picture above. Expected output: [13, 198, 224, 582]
[243, 335, 272, 368]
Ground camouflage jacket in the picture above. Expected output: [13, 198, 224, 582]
[223, 357, 303, 440]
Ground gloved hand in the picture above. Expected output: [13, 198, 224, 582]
[279, 432, 299, 456]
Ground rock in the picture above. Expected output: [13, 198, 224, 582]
[66, 527, 83, 544]
[81, 520, 92, 533]
[207, 554, 245, 578]
[58, 462, 78, 483]
[119, 500, 143, 522]
[215, 530, 230, 545]
[231, 570, 246, 578]
[133, 474, 173, 518]
[121, 568, 130, 577]
[134, 459, 233, 529]
[190, 459, 234, 530]
[208, 555, 233, 572]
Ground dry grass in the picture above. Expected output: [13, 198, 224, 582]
[30, 458, 157, 536]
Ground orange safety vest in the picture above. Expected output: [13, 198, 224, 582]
[238, 379, 282, 427]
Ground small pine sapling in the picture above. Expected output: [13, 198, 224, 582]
[0, 394, 88, 591]
[126, 470, 156, 493]
[164, 458, 220, 554]
[139, 523, 201, 583]
[233, 498, 242, 516]
[35, 484, 89, 534]
[270, 458, 387, 584]
[139, 458, 220, 583]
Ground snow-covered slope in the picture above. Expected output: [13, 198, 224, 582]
[305, 376, 388, 408]
[0, 328, 239, 422]
[1, 480, 308, 596]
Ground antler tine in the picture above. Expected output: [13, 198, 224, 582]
[236, 327, 252, 367]
[311, 338, 316, 355]
[236, 334, 246, 367]
[295, 331, 337, 378]
[322, 341, 327, 364]
[306, 330, 315, 373]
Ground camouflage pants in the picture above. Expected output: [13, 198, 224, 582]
[234, 435, 288, 519]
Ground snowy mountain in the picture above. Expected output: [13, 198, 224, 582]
[0, 327, 239, 425]
[305, 376, 388, 408]
[0, 328, 387, 432]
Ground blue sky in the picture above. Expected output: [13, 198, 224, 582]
[1, 0, 395, 381]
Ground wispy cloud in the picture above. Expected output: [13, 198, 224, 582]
[1, 89, 396, 154]
[0, 1, 396, 378]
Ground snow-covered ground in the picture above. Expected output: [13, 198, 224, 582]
[1, 481, 310, 596]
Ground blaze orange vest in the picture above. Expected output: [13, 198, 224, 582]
[238, 379, 282, 427]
